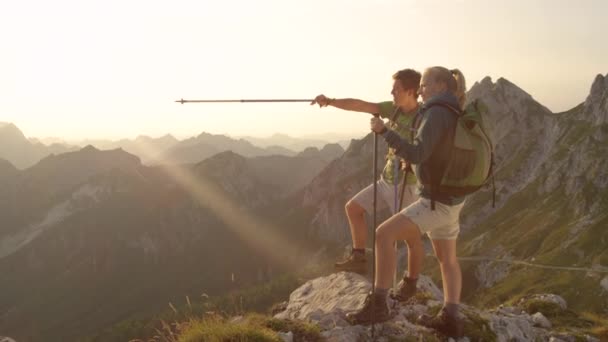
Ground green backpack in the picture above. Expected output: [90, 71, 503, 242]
[419, 99, 495, 208]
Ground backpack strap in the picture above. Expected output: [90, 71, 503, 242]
[383, 107, 401, 162]
[389, 106, 401, 123]
[427, 102, 462, 117]
[403, 110, 423, 174]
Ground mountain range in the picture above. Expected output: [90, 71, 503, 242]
[237, 132, 352, 151]
[1, 73, 607, 341]
[0, 127, 348, 168]
[0, 140, 343, 341]
[0, 123, 77, 169]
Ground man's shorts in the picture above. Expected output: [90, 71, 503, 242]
[350, 178, 418, 215]
[400, 198, 465, 240]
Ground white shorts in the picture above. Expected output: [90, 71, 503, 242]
[351, 178, 418, 215]
[400, 198, 465, 240]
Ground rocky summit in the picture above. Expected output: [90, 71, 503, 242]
[274, 272, 599, 342]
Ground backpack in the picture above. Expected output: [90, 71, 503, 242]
[417, 99, 495, 209]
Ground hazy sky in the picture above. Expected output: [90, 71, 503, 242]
[1, 0, 606, 140]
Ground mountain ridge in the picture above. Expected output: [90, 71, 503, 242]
[1, 74, 606, 341]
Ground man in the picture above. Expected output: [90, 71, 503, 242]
[346, 67, 468, 338]
[311, 69, 422, 299]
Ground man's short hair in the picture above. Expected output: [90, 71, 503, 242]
[392, 69, 422, 92]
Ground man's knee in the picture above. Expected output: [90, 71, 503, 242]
[345, 199, 365, 217]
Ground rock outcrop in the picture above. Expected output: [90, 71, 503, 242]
[274, 272, 600, 342]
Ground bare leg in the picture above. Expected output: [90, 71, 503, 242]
[405, 237, 424, 279]
[431, 239, 461, 304]
[345, 200, 368, 249]
[374, 213, 423, 289]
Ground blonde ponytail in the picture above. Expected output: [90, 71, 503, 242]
[426, 66, 467, 109]
[450, 69, 467, 109]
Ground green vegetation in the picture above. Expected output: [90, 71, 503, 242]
[388, 333, 440, 342]
[516, 299, 608, 338]
[580, 312, 608, 340]
[174, 314, 322, 342]
[249, 314, 322, 341]
[86, 273, 305, 342]
[411, 291, 435, 305]
[179, 319, 281, 342]
[520, 299, 564, 317]
[462, 309, 497, 342]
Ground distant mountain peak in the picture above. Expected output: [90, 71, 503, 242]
[589, 73, 608, 98]
[196, 131, 216, 139]
[470, 75, 495, 90]
[194, 150, 249, 176]
[81, 144, 100, 152]
[297, 146, 321, 158]
[0, 122, 27, 141]
[320, 143, 343, 153]
[467, 76, 552, 120]
[583, 73, 608, 124]
[495, 76, 524, 90]
[0, 158, 17, 173]
[36, 144, 141, 170]
[134, 133, 178, 142]
[470, 76, 534, 102]
[160, 133, 178, 141]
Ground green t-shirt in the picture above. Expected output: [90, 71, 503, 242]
[377, 101, 420, 185]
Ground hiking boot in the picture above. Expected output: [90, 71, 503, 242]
[334, 249, 367, 274]
[417, 307, 464, 338]
[346, 291, 391, 325]
[389, 276, 417, 302]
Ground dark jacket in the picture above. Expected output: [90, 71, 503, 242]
[381, 92, 465, 205]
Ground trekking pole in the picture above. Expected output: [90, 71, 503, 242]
[175, 98, 313, 104]
[398, 170, 408, 211]
[395, 169, 408, 290]
[393, 159, 400, 291]
[371, 115, 379, 339]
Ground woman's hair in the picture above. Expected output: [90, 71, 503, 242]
[425, 66, 467, 109]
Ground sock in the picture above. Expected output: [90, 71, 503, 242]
[444, 303, 459, 317]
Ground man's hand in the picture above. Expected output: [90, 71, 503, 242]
[370, 117, 387, 134]
[311, 94, 333, 107]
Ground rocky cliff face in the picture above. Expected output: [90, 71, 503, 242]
[273, 272, 600, 341]
[584, 74, 608, 125]
[458, 75, 608, 313]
